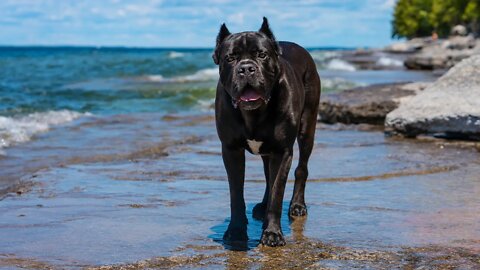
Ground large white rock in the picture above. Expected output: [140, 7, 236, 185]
[386, 55, 480, 138]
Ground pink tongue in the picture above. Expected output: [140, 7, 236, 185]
[240, 88, 261, 101]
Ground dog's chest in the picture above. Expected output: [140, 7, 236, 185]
[246, 139, 263, 155]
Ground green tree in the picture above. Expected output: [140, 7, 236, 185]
[429, 0, 469, 37]
[392, 0, 480, 38]
[392, 0, 433, 39]
[463, 0, 480, 36]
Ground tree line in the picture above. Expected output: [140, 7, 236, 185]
[392, 0, 480, 38]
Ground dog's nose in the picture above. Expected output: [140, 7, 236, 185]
[237, 63, 256, 76]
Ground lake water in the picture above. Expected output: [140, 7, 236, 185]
[2, 47, 475, 269]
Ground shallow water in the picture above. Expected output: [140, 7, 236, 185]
[0, 112, 479, 269]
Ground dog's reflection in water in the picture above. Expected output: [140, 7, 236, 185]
[209, 202, 300, 251]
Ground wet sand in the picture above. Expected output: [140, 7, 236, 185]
[1, 112, 479, 269]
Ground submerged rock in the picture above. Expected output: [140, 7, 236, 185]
[386, 55, 480, 139]
[319, 82, 430, 125]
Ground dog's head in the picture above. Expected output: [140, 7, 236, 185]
[213, 17, 282, 111]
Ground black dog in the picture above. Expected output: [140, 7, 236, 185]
[213, 17, 320, 247]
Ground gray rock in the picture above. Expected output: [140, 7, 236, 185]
[384, 38, 431, 54]
[404, 38, 480, 70]
[319, 82, 430, 125]
[451, 25, 468, 36]
[339, 50, 405, 70]
[386, 55, 480, 139]
[442, 35, 476, 50]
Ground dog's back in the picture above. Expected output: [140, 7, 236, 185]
[279, 41, 321, 135]
[279, 41, 318, 83]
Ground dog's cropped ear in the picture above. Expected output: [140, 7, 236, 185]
[213, 23, 231, 65]
[259, 17, 282, 55]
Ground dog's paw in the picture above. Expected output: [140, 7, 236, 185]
[260, 229, 286, 247]
[289, 202, 307, 217]
[252, 202, 266, 220]
[223, 225, 248, 242]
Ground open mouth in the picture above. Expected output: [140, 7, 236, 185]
[239, 87, 262, 102]
[231, 86, 268, 110]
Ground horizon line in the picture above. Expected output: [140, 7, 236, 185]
[0, 44, 362, 50]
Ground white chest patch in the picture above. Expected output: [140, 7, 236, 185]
[247, 139, 263, 155]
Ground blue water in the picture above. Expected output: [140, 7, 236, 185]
[0, 46, 437, 117]
[0, 47, 218, 116]
[0, 46, 436, 152]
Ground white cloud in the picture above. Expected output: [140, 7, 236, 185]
[382, 0, 396, 9]
[0, 0, 395, 47]
[227, 12, 245, 26]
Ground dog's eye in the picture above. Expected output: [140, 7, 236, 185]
[226, 56, 236, 62]
[258, 52, 267, 59]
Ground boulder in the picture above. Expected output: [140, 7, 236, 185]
[386, 55, 480, 139]
[451, 25, 468, 36]
[319, 82, 430, 125]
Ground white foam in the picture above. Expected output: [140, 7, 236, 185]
[146, 68, 219, 83]
[376, 57, 403, 67]
[197, 99, 215, 112]
[321, 77, 363, 91]
[168, 51, 185, 59]
[326, 59, 357, 71]
[0, 110, 90, 154]
[177, 68, 219, 82]
[310, 51, 339, 62]
[146, 74, 165, 82]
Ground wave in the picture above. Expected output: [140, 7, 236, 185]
[168, 51, 186, 59]
[326, 59, 357, 72]
[321, 77, 361, 92]
[0, 110, 90, 154]
[310, 51, 339, 62]
[376, 57, 404, 67]
[146, 68, 219, 83]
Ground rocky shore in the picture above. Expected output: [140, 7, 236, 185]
[386, 55, 480, 139]
[388, 36, 480, 71]
[319, 82, 430, 125]
[322, 50, 480, 141]
[335, 33, 480, 72]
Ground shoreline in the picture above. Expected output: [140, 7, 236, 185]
[0, 44, 479, 269]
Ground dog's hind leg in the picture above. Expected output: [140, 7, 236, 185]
[252, 156, 269, 220]
[289, 117, 314, 217]
[289, 73, 320, 218]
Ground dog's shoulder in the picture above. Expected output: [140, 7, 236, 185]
[278, 41, 317, 83]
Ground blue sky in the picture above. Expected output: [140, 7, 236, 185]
[0, 0, 397, 48]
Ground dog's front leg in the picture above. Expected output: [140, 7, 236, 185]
[221, 145, 248, 241]
[261, 149, 293, 247]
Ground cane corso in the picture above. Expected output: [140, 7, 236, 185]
[213, 17, 320, 247]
